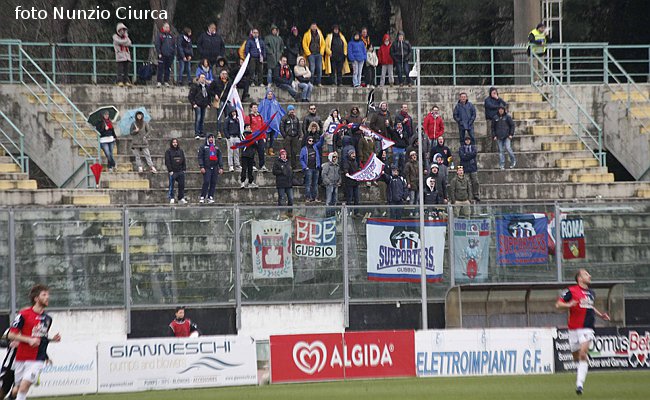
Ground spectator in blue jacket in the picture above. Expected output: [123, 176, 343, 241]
[245, 28, 266, 86]
[453, 92, 477, 144]
[177, 27, 193, 86]
[483, 86, 507, 140]
[459, 136, 480, 202]
[195, 59, 214, 84]
[347, 32, 367, 88]
[300, 134, 325, 202]
[155, 22, 176, 86]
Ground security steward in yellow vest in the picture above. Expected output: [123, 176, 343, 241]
[528, 23, 548, 56]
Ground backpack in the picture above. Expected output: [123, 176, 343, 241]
[137, 62, 154, 83]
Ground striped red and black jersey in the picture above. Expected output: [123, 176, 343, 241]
[9, 307, 53, 361]
[559, 285, 596, 330]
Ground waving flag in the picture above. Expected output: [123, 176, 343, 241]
[347, 153, 385, 181]
[230, 112, 279, 149]
[218, 54, 251, 121]
[358, 125, 395, 150]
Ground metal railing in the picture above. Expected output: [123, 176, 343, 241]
[530, 51, 605, 166]
[1, 41, 648, 86]
[1, 202, 649, 323]
[1, 41, 100, 188]
[0, 110, 29, 173]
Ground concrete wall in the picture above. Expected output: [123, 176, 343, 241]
[239, 304, 345, 340]
[0, 85, 89, 187]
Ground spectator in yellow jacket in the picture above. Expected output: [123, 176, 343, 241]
[324, 25, 350, 86]
[302, 23, 326, 86]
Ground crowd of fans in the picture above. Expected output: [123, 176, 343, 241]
[110, 21, 518, 212]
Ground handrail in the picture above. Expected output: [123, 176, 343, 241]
[530, 52, 605, 166]
[2, 40, 648, 86]
[16, 45, 98, 187]
[604, 49, 650, 128]
[0, 110, 29, 174]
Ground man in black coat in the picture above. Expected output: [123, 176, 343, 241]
[197, 23, 226, 71]
[165, 138, 187, 204]
[188, 74, 211, 139]
[492, 106, 516, 169]
[459, 136, 480, 202]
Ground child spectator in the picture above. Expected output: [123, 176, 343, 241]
[323, 109, 341, 154]
[240, 125, 258, 189]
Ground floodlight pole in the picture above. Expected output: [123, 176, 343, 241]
[416, 48, 428, 330]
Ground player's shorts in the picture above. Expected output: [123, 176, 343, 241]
[13, 361, 45, 385]
[569, 328, 595, 353]
[1, 367, 15, 395]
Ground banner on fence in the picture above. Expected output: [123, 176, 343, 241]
[554, 328, 650, 371]
[496, 214, 548, 266]
[453, 218, 490, 282]
[270, 330, 415, 383]
[97, 336, 257, 393]
[416, 329, 555, 377]
[548, 214, 586, 260]
[252, 219, 293, 279]
[294, 216, 337, 258]
[30, 341, 97, 397]
[366, 219, 446, 282]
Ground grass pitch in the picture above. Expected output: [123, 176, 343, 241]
[45, 371, 649, 400]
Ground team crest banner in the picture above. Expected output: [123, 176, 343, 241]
[453, 218, 490, 282]
[252, 219, 293, 278]
[294, 216, 337, 258]
[496, 214, 548, 266]
[366, 219, 446, 282]
[547, 214, 586, 260]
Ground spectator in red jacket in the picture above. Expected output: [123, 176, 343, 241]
[377, 34, 393, 87]
[423, 105, 445, 147]
[244, 102, 267, 171]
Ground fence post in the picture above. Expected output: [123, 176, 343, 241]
[566, 47, 571, 84]
[8, 44, 13, 84]
[18, 45, 23, 82]
[234, 205, 242, 332]
[342, 204, 349, 328]
[452, 48, 457, 86]
[602, 50, 607, 84]
[123, 207, 132, 334]
[92, 45, 97, 84]
[132, 46, 138, 83]
[554, 202, 562, 282]
[51, 44, 56, 83]
[448, 204, 455, 287]
[490, 48, 495, 86]
[9, 209, 16, 320]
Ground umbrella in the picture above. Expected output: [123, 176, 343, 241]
[118, 107, 152, 136]
[87, 105, 119, 127]
[90, 163, 103, 187]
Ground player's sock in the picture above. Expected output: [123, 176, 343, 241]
[16, 392, 27, 400]
[576, 360, 588, 388]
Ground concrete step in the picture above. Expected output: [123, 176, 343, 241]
[0, 172, 30, 180]
[637, 188, 650, 198]
[542, 141, 585, 151]
[0, 163, 20, 173]
[511, 110, 556, 120]
[0, 179, 37, 190]
[569, 173, 615, 183]
[26, 93, 67, 104]
[507, 92, 544, 102]
[527, 125, 572, 135]
[609, 91, 648, 102]
[630, 106, 650, 120]
[556, 158, 599, 168]
[106, 179, 150, 190]
[62, 194, 112, 206]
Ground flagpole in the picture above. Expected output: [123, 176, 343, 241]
[415, 48, 428, 330]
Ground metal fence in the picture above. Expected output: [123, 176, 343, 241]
[0, 41, 648, 85]
[1, 202, 648, 325]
